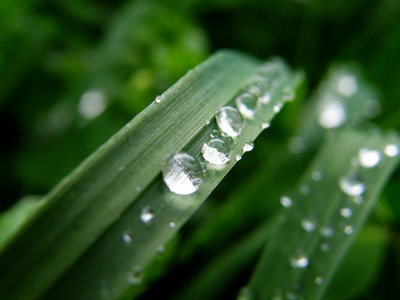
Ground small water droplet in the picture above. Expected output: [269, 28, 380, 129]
[163, 153, 203, 195]
[280, 196, 292, 208]
[363, 100, 381, 118]
[340, 207, 353, 218]
[282, 86, 296, 102]
[339, 170, 365, 196]
[122, 231, 133, 244]
[247, 76, 269, 97]
[126, 272, 142, 286]
[384, 144, 399, 157]
[236, 154, 242, 161]
[337, 75, 358, 97]
[315, 277, 324, 285]
[290, 255, 309, 268]
[286, 292, 299, 300]
[243, 140, 254, 153]
[215, 106, 244, 138]
[301, 217, 316, 232]
[236, 93, 259, 119]
[312, 171, 322, 181]
[135, 186, 141, 192]
[261, 121, 271, 129]
[320, 224, 335, 238]
[320, 243, 330, 252]
[202, 139, 231, 165]
[354, 195, 364, 205]
[210, 130, 220, 138]
[300, 185, 310, 195]
[118, 166, 125, 172]
[344, 226, 354, 235]
[140, 206, 154, 223]
[238, 286, 253, 300]
[359, 148, 381, 168]
[169, 222, 176, 228]
[78, 89, 106, 120]
[157, 245, 165, 254]
[273, 103, 282, 113]
[318, 98, 346, 129]
[155, 95, 162, 103]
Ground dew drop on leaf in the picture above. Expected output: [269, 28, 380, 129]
[344, 226, 354, 235]
[359, 148, 381, 168]
[122, 231, 132, 244]
[236, 93, 258, 119]
[163, 153, 203, 195]
[243, 140, 254, 153]
[315, 277, 324, 285]
[201, 138, 231, 165]
[215, 106, 244, 138]
[340, 207, 353, 218]
[290, 255, 309, 269]
[384, 144, 399, 157]
[280, 196, 292, 208]
[140, 206, 154, 223]
[301, 218, 316, 232]
[318, 98, 346, 129]
[339, 170, 365, 196]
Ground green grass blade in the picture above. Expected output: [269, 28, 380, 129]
[246, 128, 400, 300]
[0, 51, 302, 300]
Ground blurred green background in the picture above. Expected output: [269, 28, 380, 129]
[1, 0, 400, 299]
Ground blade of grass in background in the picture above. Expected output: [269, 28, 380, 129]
[0, 50, 303, 300]
[245, 128, 400, 300]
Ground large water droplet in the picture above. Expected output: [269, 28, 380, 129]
[359, 148, 381, 168]
[290, 255, 309, 268]
[140, 206, 154, 223]
[122, 231, 133, 244]
[236, 93, 258, 119]
[337, 75, 358, 97]
[340, 207, 353, 218]
[202, 139, 231, 165]
[384, 144, 399, 157]
[318, 98, 347, 129]
[243, 140, 254, 153]
[215, 106, 244, 138]
[280, 195, 292, 208]
[163, 153, 203, 195]
[339, 170, 365, 196]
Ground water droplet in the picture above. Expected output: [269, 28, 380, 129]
[169, 222, 176, 228]
[301, 218, 316, 232]
[337, 75, 358, 97]
[300, 185, 310, 195]
[290, 255, 309, 268]
[78, 89, 107, 120]
[318, 98, 347, 129]
[312, 171, 322, 181]
[210, 130, 220, 138]
[285, 292, 299, 300]
[135, 186, 141, 192]
[280, 196, 292, 208]
[273, 103, 282, 113]
[140, 206, 154, 223]
[236, 93, 259, 119]
[320, 243, 330, 252]
[315, 277, 324, 285]
[163, 153, 204, 195]
[344, 226, 354, 235]
[359, 148, 381, 168]
[243, 140, 254, 153]
[363, 100, 380, 118]
[247, 76, 269, 97]
[340, 207, 353, 218]
[320, 224, 335, 237]
[157, 245, 165, 254]
[384, 144, 399, 157]
[155, 95, 162, 103]
[238, 286, 253, 300]
[261, 121, 271, 129]
[354, 195, 364, 205]
[215, 106, 244, 138]
[118, 166, 125, 172]
[236, 154, 242, 161]
[288, 137, 306, 154]
[202, 139, 231, 165]
[282, 86, 296, 102]
[339, 170, 365, 196]
[259, 91, 272, 104]
[126, 272, 142, 286]
[122, 232, 133, 244]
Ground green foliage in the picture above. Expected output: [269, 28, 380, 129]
[1, 0, 400, 299]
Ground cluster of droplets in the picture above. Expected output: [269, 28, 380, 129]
[317, 69, 381, 130]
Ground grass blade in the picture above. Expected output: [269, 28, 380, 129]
[0, 51, 302, 300]
[246, 128, 400, 300]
